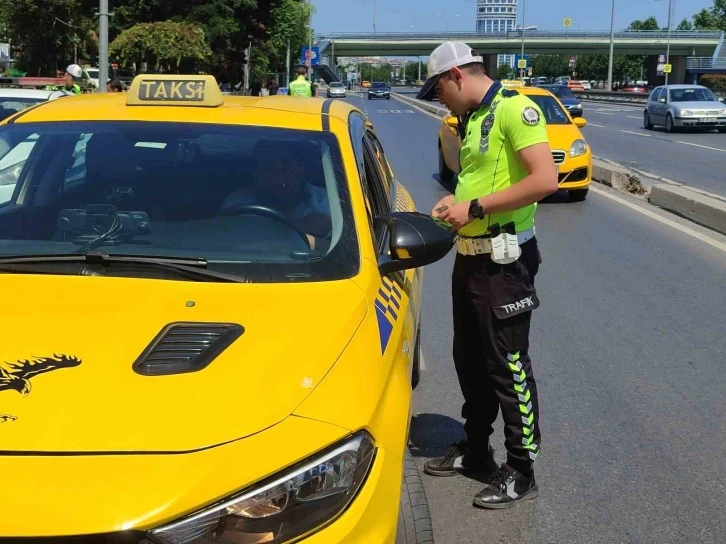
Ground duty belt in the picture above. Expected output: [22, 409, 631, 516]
[456, 227, 535, 255]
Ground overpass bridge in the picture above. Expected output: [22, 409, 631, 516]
[317, 30, 722, 57]
[313, 30, 724, 85]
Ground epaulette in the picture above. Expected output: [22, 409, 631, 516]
[502, 89, 519, 97]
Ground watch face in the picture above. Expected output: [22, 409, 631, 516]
[470, 200, 484, 219]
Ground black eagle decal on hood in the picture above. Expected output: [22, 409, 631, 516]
[0, 354, 82, 397]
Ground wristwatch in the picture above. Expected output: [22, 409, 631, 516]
[469, 199, 485, 220]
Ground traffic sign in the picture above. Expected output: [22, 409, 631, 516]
[663, 64, 672, 74]
[514, 54, 530, 70]
[563, 18, 572, 27]
[299, 46, 320, 66]
[518, 59, 527, 69]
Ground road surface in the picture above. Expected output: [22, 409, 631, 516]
[344, 93, 726, 544]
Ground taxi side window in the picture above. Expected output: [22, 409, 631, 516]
[364, 131, 393, 200]
[0, 133, 39, 206]
[362, 134, 392, 252]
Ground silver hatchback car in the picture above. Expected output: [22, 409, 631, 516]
[644, 84, 726, 133]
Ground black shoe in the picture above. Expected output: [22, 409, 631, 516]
[472, 465, 538, 509]
[423, 440, 498, 477]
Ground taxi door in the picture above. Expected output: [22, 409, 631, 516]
[356, 120, 423, 390]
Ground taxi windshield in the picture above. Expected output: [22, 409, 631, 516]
[525, 95, 571, 125]
[0, 121, 359, 283]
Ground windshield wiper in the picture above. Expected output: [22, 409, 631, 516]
[0, 251, 248, 283]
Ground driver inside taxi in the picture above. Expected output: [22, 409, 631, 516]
[219, 142, 332, 250]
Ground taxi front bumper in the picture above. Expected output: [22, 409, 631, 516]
[554, 151, 592, 190]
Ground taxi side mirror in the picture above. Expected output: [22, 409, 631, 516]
[445, 116, 459, 128]
[573, 117, 587, 127]
[374, 212, 457, 276]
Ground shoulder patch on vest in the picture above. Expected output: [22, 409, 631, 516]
[502, 89, 519, 97]
[521, 106, 540, 126]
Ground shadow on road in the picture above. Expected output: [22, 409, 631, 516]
[409, 412, 465, 459]
[538, 189, 582, 205]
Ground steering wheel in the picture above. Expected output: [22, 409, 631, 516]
[219, 204, 311, 248]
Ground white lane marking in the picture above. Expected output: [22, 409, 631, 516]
[590, 185, 726, 253]
[586, 123, 606, 128]
[589, 111, 615, 116]
[620, 129, 652, 137]
[627, 116, 642, 119]
[676, 141, 726, 153]
[420, 353, 427, 371]
[391, 95, 447, 121]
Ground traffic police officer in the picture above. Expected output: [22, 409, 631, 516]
[417, 42, 558, 509]
[289, 67, 313, 97]
[46, 64, 83, 95]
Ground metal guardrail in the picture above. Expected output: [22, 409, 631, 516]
[573, 90, 649, 104]
[318, 30, 723, 41]
[687, 57, 715, 69]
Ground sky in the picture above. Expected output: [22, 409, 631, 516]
[312, 0, 715, 34]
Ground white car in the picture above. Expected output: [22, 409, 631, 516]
[579, 81, 592, 90]
[0, 89, 73, 203]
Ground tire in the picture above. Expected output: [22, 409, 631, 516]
[643, 111, 653, 130]
[665, 113, 675, 133]
[396, 450, 434, 544]
[411, 326, 421, 390]
[438, 142, 454, 184]
[718, 127, 726, 133]
[569, 189, 588, 201]
[387, 96, 391, 99]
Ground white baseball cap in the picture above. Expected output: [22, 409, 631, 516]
[66, 64, 83, 79]
[416, 41, 483, 101]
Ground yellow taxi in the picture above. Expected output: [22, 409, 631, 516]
[438, 85, 592, 200]
[0, 75, 456, 543]
[361, 80, 372, 88]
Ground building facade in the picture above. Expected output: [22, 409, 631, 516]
[476, 0, 518, 68]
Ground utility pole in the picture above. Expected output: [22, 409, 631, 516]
[308, 0, 313, 80]
[520, 0, 526, 82]
[607, 0, 615, 91]
[244, 39, 252, 92]
[373, 0, 377, 34]
[665, 0, 673, 85]
[99, 0, 109, 93]
[286, 39, 291, 88]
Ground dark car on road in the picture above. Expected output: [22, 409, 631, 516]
[540, 84, 583, 117]
[368, 81, 390, 100]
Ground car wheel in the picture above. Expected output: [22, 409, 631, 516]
[387, 96, 391, 99]
[718, 127, 726, 133]
[438, 142, 454, 184]
[569, 189, 588, 201]
[665, 113, 675, 133]
[643, 111, 653, 130]
[396, 450, 434, 544]
[411, 325, 421, 390]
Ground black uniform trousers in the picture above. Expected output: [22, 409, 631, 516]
[452, 237, 542, 476]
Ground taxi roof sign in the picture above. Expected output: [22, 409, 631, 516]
[126, 74, 223, 107]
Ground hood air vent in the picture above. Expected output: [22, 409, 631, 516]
[133, 322, 244, 376]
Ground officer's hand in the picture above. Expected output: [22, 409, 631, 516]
[431, 195, 455, 217]
[438, 201, 472, 230]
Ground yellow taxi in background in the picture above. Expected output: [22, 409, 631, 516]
[361, 80, 372, 88]
[0, 75, 456, 543]
[438, 85, 592, 200]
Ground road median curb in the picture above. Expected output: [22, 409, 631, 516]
[392, 93, 448, 117]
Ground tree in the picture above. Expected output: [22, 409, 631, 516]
[628, 16, 660, 31]
[496, 63, 513, 80]
[677, 18, 693, 30]
[110, 21, 212, 73]
[692, 0, 726, 30]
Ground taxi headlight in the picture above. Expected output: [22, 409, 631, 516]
[149, 432, 375, 544]
[680, 110, 693, 116]
[570, 139, 588, 158]
[718, 109, 726, 115]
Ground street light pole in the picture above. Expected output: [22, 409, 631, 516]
[607, 0, 615, 91]
[520, 0, 526, 82]
[665, 0, 673, 85]
[373, 0, 376, 34]
[308, 0, 313, 80]
[99, 0, 109, 93]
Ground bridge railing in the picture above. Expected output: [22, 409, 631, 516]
[317, 30, 723, 41]
[687, 57, 715, 70]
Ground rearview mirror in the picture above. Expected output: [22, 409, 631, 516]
[573, 117, 587, 127]
[445, 116, 459, 128]
[374, 212, 457, 276]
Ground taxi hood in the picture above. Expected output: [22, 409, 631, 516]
[0, 276, 366, 453]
